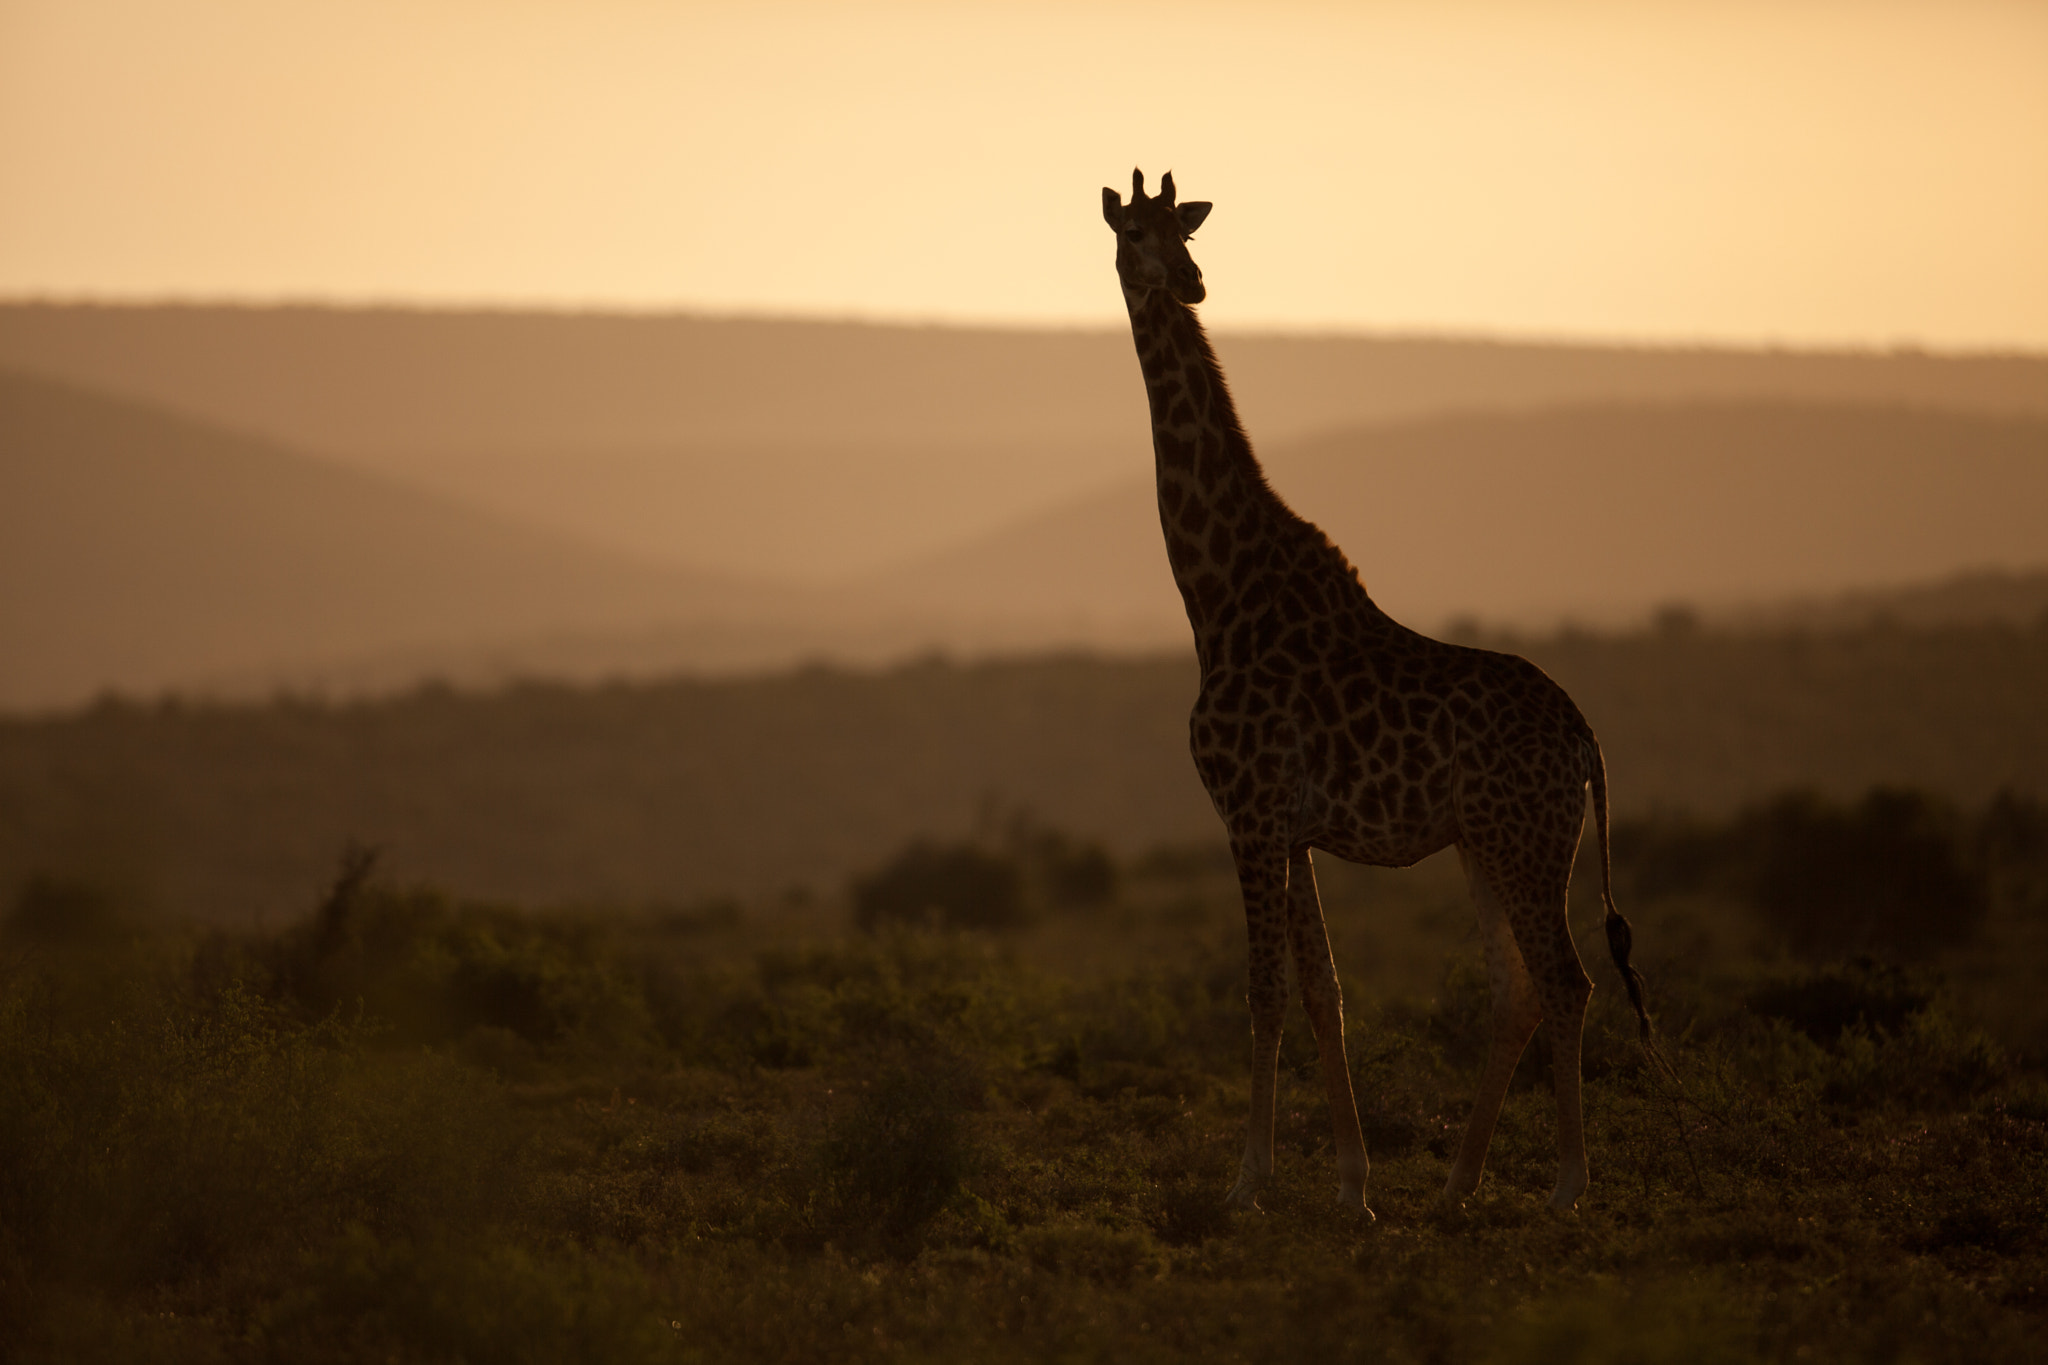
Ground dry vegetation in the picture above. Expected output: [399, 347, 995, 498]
[4, 620, 2045, 920]
[5, 782, 2047, 1363]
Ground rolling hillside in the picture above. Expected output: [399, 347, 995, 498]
[7, 367, 2046, 710]
[0, 371, 812, 710]
[4, 303, 2044, 583]
[865, 402, 2048, 633]
[5, 304, 2045, 709]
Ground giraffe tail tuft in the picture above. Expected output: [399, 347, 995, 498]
[1603, 906, 1654, 1043]
[1588, 739, 1655, 1045]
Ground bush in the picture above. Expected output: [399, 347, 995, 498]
[1735, 788, 1989, 960]
[1017, 1221, 1163, 1286]
[1040, 840, 1117, 909]
[1001, 819, 1119, 909]
[824, 1047, 981, 1239]
[268, 861, 657, 1058]
[1744, 958, 2006, 1108]
[1615, 787, 1995, 961]
[851, 842, 1027, 932]
[1746, 957, 1935, 1045]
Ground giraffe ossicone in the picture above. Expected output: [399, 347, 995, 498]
[1103, 169, 1654, 1216]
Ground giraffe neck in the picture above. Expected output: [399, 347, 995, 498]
[1125, 288, 1310, 656]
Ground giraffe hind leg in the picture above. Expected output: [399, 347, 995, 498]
[1442, 848, 1543, 1205]
[1284, 847, 1372, 1215]
[1517, 910, 1594, 1211]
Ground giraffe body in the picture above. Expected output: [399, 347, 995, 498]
[1103, 170, 1649, 1214]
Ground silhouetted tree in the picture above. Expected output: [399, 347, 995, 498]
[851, 842, 1026, 932]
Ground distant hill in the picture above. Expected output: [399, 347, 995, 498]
[1722, 569, 2048, 633]
[0, 371, 818, 711]
[867, 403, 2048, 634]
[3, 303, 2044, 582]
[8, 364, 2046, 710]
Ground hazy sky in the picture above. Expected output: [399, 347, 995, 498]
[3, 0, 2044, 348]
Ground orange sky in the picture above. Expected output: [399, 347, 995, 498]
[2, 0, 2044, 349]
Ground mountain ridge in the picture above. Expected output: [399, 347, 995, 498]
[6, 302, 2046, 582]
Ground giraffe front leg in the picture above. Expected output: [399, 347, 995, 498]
[1226, 844, 1289, 1211]
[1285, 848, 1372, 1216]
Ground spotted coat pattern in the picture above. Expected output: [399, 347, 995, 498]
[1104, 170, 1650, 1215]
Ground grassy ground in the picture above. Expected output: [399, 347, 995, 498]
[4, 830, 2046, 1363]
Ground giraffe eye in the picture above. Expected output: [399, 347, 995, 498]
[1124, 227, 1142, 243]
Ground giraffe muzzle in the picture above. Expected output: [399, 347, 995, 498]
[1171, 265, 1207, 306]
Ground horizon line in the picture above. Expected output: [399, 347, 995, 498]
[3, 290, 2043, 361]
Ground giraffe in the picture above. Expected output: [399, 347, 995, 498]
[1102, 169, 1652, 1216]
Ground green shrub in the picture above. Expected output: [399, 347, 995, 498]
[1822, 1007, 2006, 1109]
[269, 870, 657, 1060]
[0, 969, 516, 1292]
[1741, 959, 2005, 1109]
[1746, 957, 1935, 1045]
[1149, 1173, 1231, 1246]
[824, 1046, 981, 1239]
[1017, 1220, 1163, 1286]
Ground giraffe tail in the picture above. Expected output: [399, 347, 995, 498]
[1588, 738, 1655, 1044]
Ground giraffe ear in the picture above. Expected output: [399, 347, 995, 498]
[1177, 201, 1213, 236]
[1102, 186, 1123, 229]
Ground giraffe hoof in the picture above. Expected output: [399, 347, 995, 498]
[1224, 1177, 1265, 1212]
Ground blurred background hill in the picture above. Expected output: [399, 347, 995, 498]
[0, 369, 831, 706]
[4, 306, 2045, 922]
[4, 303, 2044, 582]
[871, 402, 2048, 637]
[3, 303, 2046, 710]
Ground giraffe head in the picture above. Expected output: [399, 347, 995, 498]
[1102, 169, 1213, 305]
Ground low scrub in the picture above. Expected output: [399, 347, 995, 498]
[4, 802, 2048, 1362]
[1615, 786, 2042, 959]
